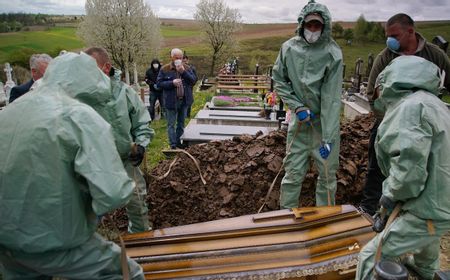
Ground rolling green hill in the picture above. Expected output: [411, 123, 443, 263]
[0, 20, 448, 80]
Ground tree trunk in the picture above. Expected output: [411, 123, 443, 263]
[210, 52, 217, 76]
[133, 62, 139, 86]
[125, 68, 130, 85]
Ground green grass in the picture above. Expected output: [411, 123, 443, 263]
[417, 22, 450, 40]
[0, 25, 201, 64]
[232, 22, 450, 79]
[1, 22, 448, 79]
[145, 89, 214, 168]
[443, 94, 450, 103]
[0, 27, 83, 63]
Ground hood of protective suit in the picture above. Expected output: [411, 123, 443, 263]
[296, 0, 332, 45]
[41, 52, 111, 106]
[375, 56, 440, 113]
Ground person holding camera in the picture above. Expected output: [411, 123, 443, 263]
[157, 48, 197, 149]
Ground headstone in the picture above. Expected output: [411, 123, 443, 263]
[354, 58, 363, 92]
[341, 99, 369, 120]
[206, 102, 261, 112]
[181, 123, 275, 146]
[4, 63, 16, 104]
[195, 109, 278, 127]
[432, 35, 448, 53]
[0, 81, 6, 108]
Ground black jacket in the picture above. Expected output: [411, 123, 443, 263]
[145, 59, 162, 92]
[9, 79, 34, 103]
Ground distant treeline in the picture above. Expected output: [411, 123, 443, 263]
[0, 13, 49, 32]
[0, 13, 80, 33]
[332, 15, 385, 43]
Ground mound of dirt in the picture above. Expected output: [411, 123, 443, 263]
[140, 114, 374, 229]
[104, 115, 374, 231]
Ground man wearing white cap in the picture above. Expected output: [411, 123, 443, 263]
[273, 0, 343, 208]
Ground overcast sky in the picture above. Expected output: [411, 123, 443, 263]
[1, 0, 449, 23]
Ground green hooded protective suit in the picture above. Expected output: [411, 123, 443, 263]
[0, 53, 144, 279]
[54, 52, 153, 233]
[272, 0, 343, 208]
[103, 68, 154, 233]
[356, 56, 450, 280]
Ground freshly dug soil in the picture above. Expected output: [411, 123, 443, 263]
[105, 115, 374, 230]
[145, 114, 374, 229]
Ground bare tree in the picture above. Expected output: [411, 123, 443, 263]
[194, 0, 242, 76]
[78, 0, 161, 84]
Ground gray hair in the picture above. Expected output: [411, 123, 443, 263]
[84, 47, 111, 65]
[29, 54, 52, 70]
[170, 48, 183, 57]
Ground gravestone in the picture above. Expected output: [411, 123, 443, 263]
[181, 123, 276, 146]
[205, 102, 262, 112]
[0, 81, 6, 108]
[3, 63, 16, 104]
[195, 109, 278, 127]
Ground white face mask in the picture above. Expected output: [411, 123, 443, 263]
[174, 59, 182, 66]
[304, 29, 321, 43]
[153, 63, 159, 69]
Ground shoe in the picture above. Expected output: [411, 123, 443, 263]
[176, 143, 186, 149]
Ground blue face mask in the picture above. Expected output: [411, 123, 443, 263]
[386, 37, 400, 52]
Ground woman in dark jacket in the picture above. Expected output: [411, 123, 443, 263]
[145, 59, 163, 120]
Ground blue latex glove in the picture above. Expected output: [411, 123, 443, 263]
[319, 143, 332, 159]
[296, 109, 315, 123]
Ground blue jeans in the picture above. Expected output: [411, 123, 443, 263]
[166, 100, 187, 148]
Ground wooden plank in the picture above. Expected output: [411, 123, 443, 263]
[197, 109, 263, 118]
[218, 74, 269, 78]
[217, 76, 270, 79]
[218, 80, 270, 85]
[217, 78, 270, 82]
[217, 85, 270, 90]
[127, 217, 367, 257]
[139, 233, 372, 279]
[123, 205, 361, 242]
[205, 102, 262, 111]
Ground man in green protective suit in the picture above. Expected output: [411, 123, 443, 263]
[86, 47, 154, 233]
[272, 0, 343, 208]
[356, 56, 450, 280]
[0, 53, 144, 279]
